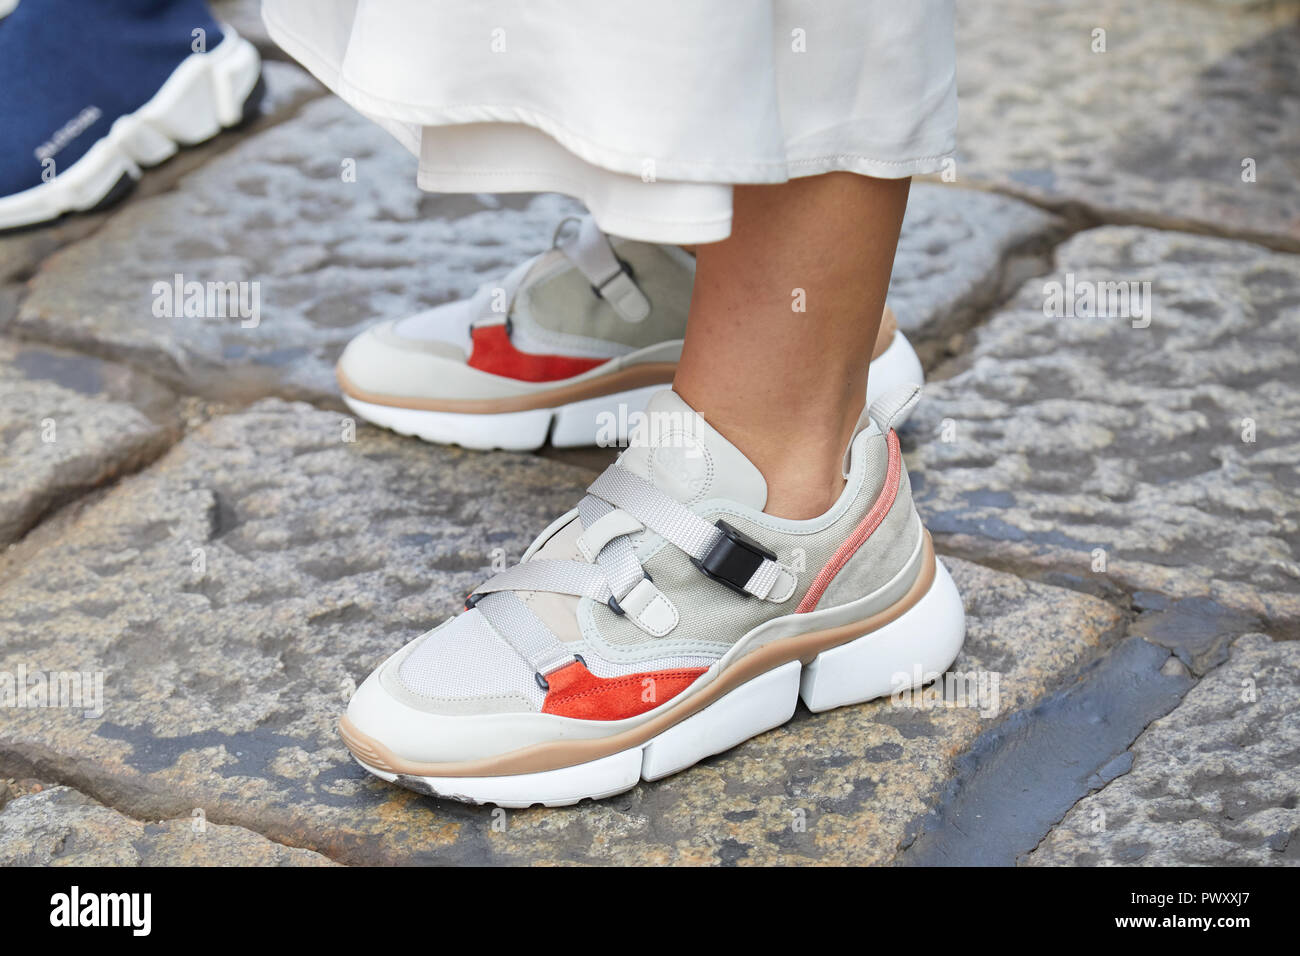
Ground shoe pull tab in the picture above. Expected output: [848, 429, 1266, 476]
[869, 383, 922, 434]
[842, 383, 923, 478]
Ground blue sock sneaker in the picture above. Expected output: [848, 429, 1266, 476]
[0, 0, 262, 230]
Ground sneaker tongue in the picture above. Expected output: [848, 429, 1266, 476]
[617, 389, 768, 511]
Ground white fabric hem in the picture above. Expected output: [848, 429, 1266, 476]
[418, 167, 735, 246]
[268, 7, 953, 186]
[262, 3, 957, 243]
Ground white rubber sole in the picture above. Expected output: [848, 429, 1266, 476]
[343, 331, 925, 452]
[0, 27, 261, 231]
[354, 559, 965, 808]
[343, 383, 665, 452]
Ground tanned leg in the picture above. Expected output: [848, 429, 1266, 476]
[674, 172, 911, 519]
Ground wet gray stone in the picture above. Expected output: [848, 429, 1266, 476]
[13, 97, 586, 404]
[0, 785, 335, 866]
[1025, 633, 1300, 866]
[955, 0, 1300, 249]
[888, 186, 1064, 364]
[908, 226, 1300, 626]
[0, 400, 1125, 864]
[0, 338, 181, 547]
[0, 61, 322, 306]
[902, 636, 1193, 867]
[1129, 591, 1263, 677]
[13, 87, 1064, 403]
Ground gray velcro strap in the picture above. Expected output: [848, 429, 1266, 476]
[595, 268, 650, 322]
[560, 217, 650, 323]
[475, 590, 576, 677]
[587, 466, 793, 602]
[869, 383, 922, 434]
[473, 560, 612, 602]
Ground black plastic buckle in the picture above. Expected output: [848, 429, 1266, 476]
[691, 520, 775, 596]
[590, 257, 635, 300]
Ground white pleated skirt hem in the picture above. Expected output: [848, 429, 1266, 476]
[262, 1, 957, 243]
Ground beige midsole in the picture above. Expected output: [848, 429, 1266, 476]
[335, 308, 897, 416]
[338, 361, 678, 414]
[339, 530, 935, 779]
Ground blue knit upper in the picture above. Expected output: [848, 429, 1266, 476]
[0, 0, 225, 197]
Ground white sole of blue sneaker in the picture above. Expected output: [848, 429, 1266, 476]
[0, 26, 261, 231]
[346, 557, 965, 808]
[341, 331, 925, 452]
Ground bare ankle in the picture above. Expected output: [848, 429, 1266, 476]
[763, 465, 847, 520]
[678, 397, 859, 520]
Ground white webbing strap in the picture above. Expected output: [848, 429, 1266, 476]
[578, 496, 644, 599]
[468, 255, 535, 332]
[559, 217, 651, 323]
[586, 466, 794, 602]
[473, 560, 612, 602]
[577, 508, 644, 561]
[474, 590, 576, 678]
[577, 495, 677, 637]
[587, 467, 718, 557]
[469, 462, 795, 667]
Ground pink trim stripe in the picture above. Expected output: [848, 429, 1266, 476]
[796, 429, 903, 613]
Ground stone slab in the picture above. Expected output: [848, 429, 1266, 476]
[0, 784, 335, 866]
[13, 89, 1064, 402]
[0, 400, 1124, 864]
[1025, 633, 1300, 866]
[0, 338, 180, 547]
[954, 0, 1300, 249]
[902, 636, 1194, 866]
[908, 226, 1300, 626]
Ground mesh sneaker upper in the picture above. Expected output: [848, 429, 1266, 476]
[389, 389, 923, 719]
[375, 220, 693, 361]
[397, 609, 545, 711]
[0, 0, 226, 196]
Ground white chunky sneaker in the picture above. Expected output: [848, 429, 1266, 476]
[0, 14, 263, 232]
[340, 384, 965, 807]
[336, 216, 925, 451]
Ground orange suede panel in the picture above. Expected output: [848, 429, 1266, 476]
[467, 324, 608, 382]
[542, 660, 708, 721]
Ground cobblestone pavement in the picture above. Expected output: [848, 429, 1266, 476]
[0, 0, 1296, 865]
